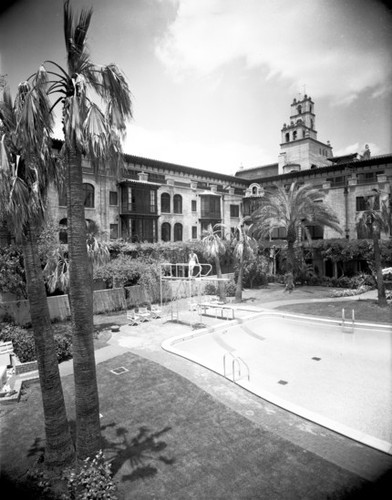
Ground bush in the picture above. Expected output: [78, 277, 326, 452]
[62, 450, 117, 500]
[54, 332, 73, 363]
[225, 280, 236, 297]
[0, 324, 35, 363]
[0, 323, 73, 364]
[204, 282, 217, 295]
[330, 285, 372, 298]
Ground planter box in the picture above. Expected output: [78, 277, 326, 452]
[12, 357, 38, 375]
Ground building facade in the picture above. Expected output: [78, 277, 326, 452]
[236, 95, 392, 276]
[43, 95, 390, 263]
[48, 143, 248, 243]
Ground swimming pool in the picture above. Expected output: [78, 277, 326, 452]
[162, 311, 392, 454]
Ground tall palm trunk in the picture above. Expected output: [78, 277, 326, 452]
[235, 253, 244, 302]
[287, 238, 296, 274]
[23, 223, 75, 466]
[215, 255, 226, 302]
[373, 232, 387, 307]
[67, 146, 101, 459]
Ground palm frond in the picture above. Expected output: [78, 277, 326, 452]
[100, 64, 133, 125]
[83, 103, 108, 158]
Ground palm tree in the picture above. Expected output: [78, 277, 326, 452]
[231, 218, 257, 302]
[37, 0, 133, 458]
[201, 224, 227, 301]
[0, 78, 74, 466]
[251, 182, 342, 276]
[43, 220, 110, 294]
[356, 192, 390, 307]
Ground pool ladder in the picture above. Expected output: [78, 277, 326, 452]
[223, 352, 250, 383]
[341, 308, 355, 333]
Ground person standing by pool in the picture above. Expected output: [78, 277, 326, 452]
[188, 251, 200, 277]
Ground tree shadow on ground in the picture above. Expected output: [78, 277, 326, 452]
[101, 422, 175, 483]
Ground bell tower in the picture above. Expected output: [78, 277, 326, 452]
[279, 94, 333, 174]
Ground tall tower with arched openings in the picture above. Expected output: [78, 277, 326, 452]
[278, 94, 333, 175]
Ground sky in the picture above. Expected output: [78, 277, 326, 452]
[1, 0, 391, 176]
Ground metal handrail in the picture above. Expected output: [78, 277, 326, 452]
[223, 352, 250, 382]
[342, 308, 355, 332]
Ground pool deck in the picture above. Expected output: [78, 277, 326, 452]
[16, 284, 391, 484]
[96, 285, 392, 484]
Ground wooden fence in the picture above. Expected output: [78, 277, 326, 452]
[0, 273, 234, 326]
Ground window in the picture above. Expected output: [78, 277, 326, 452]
[173, 194, 182, 214]
[109, 191, 118, 206]
[191, 200, 197, 212]
[297, 105, 302, 114]
[230, 205, 239, 218]
[58, 188, 67, 207]
[110, 224, 118, 240]
[161, 193, 170, 213]
[161, 222, 171, 242]
[293, 131, 297, 140]
[174, 223, 183, 242]
[126, 218, 157, 243]
[83, 183, 94, 208]
[200, 195, 220, 218]
[305, 225, 323, 240]
[150, 190, 156, 213]
[271, 227, 287, 239]
[356, 195, 379, 212]
[59, 218, 67, 243]
[192, 226, 197, 239]
[285, 132, 290, 143]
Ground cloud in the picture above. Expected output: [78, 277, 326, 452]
[156, 0, 392, 103]
[123, 124, 272, 175]
[333, 141, 382, 157]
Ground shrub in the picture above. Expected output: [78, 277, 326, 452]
[62, 450, 117, 500]
[330, 285, 372, 298]
[204, 283, 217, 295]
[54, 332, 73, 363]
[225, 280, 236, 297]
[0, 323, 73, 364]
[0, 324, 35, 363]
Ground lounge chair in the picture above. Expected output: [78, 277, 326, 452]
[138, 307, 151, 322]
[150, 304, 162, 318]
[127, 309, 141, 326]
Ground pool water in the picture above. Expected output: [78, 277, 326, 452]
[163, 312, 392, 454]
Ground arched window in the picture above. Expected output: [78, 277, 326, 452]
[173, 194, 182, 214]
[285, 132, 290, 143]
[293, 131, 297, 140]
[161, 222, 171, 242]
[59, 218, 67, 243]
[161, 193, 170, 213]
[297, 105, 302, 114]
[252, 186, 258, 195]
[174, 223, 183, 242]
[83, 183, 95, 208]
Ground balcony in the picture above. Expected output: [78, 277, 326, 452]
[200, 211, 221, 219]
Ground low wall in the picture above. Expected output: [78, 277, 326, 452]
[0, 274, 234, 325]
[13, 358, 38, 375]
[0, 285, 149, 326]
